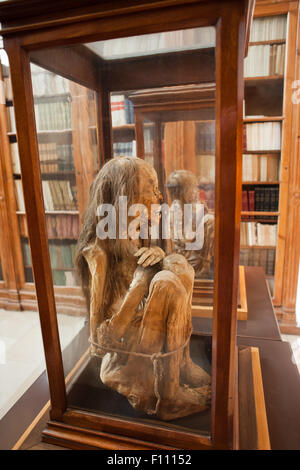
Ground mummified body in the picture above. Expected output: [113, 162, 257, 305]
[76, 156, 211, 420]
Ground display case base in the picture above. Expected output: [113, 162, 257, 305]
[41, 346, 269, 450]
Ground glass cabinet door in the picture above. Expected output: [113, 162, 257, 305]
[59, 25, 216, 437]
[28, 61, 100, 372]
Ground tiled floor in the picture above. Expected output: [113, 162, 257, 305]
[0, 309, 86, 420]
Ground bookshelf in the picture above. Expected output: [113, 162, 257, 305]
[0, 60, 99, 313]
[110, 92, 137, 157]
[240, 12, 287, 295]
[239, 0, 300, 333]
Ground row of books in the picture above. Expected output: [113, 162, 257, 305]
[22, 238, 78, 286]
[244, 122, 281, 151]
[113, 140, 137, 157]
[19, 213, 80, 240]
[31, 64, 70, 97]
[240, 221, 277, 246]
[10, 142, 75, 174]
[42, 180, 77, 211]
[242, 187, 279, 212]
[244, 44, 285, 77]
[242, 153, 279, 182]
[34, 100, 72, 131]
[196, 121, 215, 153]
[111, 94, 135, 127]
[239, 247, 276, 276]
[197, 153, 279, 186]
[250, 15, 286, 42]
[39, 143, 74, 173]
[5, 67, 71, 101]
[14, 179, 77, 212]
[88, 27, 215, 60]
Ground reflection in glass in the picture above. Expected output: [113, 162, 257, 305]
[29, 64, 99, 287]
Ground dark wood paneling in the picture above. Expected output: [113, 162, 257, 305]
[105, 49, 215, 92]
[30, 45, 100, 91]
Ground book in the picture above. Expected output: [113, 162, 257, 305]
[113, 141, 136, 157]
[196, 154, 215, 183]
[242, 154, 279, 182]
[6, 105, 16, 133]
[242, 190, 249, 211]
[244, 43, 285, 77]
[196, 121, 215, 153]
[239, 246, 276, 275]
[34, 99, 71, 131]
[14, 180, 25, 211]
[245, 122, 281, 151]
[10, 143, 21, 174]
[250, 15, 287, 42]
[31, 64, 70, 96]
[240, 221, 277, 246]
[111, 94, 126, 127]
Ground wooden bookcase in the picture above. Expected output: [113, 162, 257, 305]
[240, 0, 300, 332]
[0, 60, 97, 314]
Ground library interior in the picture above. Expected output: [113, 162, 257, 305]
[0, 0, 299, 451]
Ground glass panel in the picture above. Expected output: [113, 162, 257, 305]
[65, 26, 216, 438]
[29, 62, 99, 375]
[29, 24, 216, 441]
[87, 27, 215, 60]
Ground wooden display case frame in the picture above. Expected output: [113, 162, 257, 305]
[192, 266, 248, 321]
[0, 0, 267, 450]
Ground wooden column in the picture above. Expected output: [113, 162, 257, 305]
[211, 1, 245, 449]
[97, 68, 113, 163]
[4, 38, 67, 420]
[272, 1, 299, 319]
[278, 2, 300, 332]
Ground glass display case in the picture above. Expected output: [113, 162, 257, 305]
[0, 0, 268, 450]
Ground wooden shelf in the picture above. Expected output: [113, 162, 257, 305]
[112, 124, 135, 131]
[16, 210, 79, 215]
[242, 181, 280, 185]
[240, 245, 276, 250]
[245, 75, 284, 82]
[243, 150, 281, 154]
[243, 116, 283, 123]
[249, 39, 286, 46]
[241, 211, 279, 216]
